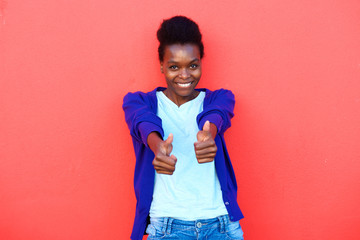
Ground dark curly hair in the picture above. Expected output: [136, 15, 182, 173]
[157, 16, 204, 62]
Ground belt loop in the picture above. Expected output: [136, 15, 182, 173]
[166, 218, 174, 234]
[218, 215, 225, 233]
[162, 217, 169, 234]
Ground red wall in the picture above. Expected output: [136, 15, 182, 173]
[1, 1, 360, 239]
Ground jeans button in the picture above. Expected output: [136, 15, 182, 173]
[196, 222, 202, 228]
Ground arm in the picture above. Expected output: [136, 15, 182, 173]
[194, 89, 235, 163]
[122, 91, 164, 146]
[123, 91, 176, 174]
[197, 89, 235, 135]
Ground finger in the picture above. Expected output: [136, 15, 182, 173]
[197, 158, 215, 164]
[154, 164, 175, 174]
[194, 141, 217, 150]
[203, 120, 210, 132]
[164, 133, 173, 145]
[154, 156, 176, 174]
[153, 159, 176, 170]
[154, 162, 175, 170]
[153, 162, 176, 172]
[195, 146, 217, 155]
[156, 170, 175, 175]
[163, 133, 174, 155]
[153, 155, 177, 168]
[154, 166, 174, 173]
[196, 152, 216, 159]
[159, 154, 177, 165]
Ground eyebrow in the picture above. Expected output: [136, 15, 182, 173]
[167, 58, 200, 64]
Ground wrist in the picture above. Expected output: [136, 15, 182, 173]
[147, 131, 163, 153]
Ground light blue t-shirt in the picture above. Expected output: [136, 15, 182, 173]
[149, 91, 227, 220]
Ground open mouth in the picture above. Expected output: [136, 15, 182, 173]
[176, 82, 192, 88]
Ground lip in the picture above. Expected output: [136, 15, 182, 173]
[176, 81, 193, 88]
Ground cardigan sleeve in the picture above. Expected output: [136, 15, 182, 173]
[122, 91, 164, 147]
[197, 89, 235, 135]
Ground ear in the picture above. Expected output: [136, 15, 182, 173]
[160, 62, 164, 73]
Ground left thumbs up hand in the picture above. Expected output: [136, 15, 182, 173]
[194, 121, 218, 163]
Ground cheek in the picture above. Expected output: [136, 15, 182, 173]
[164, 72, 178, 80]
[193, 69, 202, 79]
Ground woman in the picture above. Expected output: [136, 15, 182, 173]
[123, 16, 244, 240]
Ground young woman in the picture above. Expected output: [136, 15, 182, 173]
[123, 16, 244, 240]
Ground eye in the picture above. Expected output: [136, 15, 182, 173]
[169, 65, 178, 70]
[190, 64, 199, 69]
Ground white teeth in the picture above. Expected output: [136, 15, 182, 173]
[177, 82, 191, 87]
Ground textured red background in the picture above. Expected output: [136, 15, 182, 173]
[1, 0, 360, 239]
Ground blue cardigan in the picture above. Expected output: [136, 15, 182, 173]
[123, 87, 244, 240]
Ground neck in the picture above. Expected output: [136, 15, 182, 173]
[163, 90, 199, 107]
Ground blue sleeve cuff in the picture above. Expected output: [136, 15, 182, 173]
[138, 122, 164, 148]
[198, 113, 223, 134]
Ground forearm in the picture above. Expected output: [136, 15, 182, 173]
[197, 89, 235, 134]
[147, 131, 163, 154]
[123, 92, 164, 145]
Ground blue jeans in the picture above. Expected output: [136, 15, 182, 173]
[146, 215, 244, 240]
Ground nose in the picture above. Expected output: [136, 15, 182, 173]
[179, 68, 190, 79]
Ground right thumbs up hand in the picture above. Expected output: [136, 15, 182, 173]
[151, 133, 177, 175]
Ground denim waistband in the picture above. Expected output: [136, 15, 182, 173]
[150, 214, 230, 234]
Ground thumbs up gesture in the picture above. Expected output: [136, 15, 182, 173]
[194, 121, 218, 163]
[152, 133, 177, 175]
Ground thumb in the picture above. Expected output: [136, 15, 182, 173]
[203, 120, 211, 132]
[164, 133, 173, 145]
[163, 133, 173, 156]
[197, 121, 211, 142]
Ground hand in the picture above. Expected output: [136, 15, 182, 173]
[152, 133, 177, 175]
[194, 121, 217, 163]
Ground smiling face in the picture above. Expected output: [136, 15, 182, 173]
[161, 43, 202, 106]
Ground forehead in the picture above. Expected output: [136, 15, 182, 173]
[163, 44, 201, 62]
